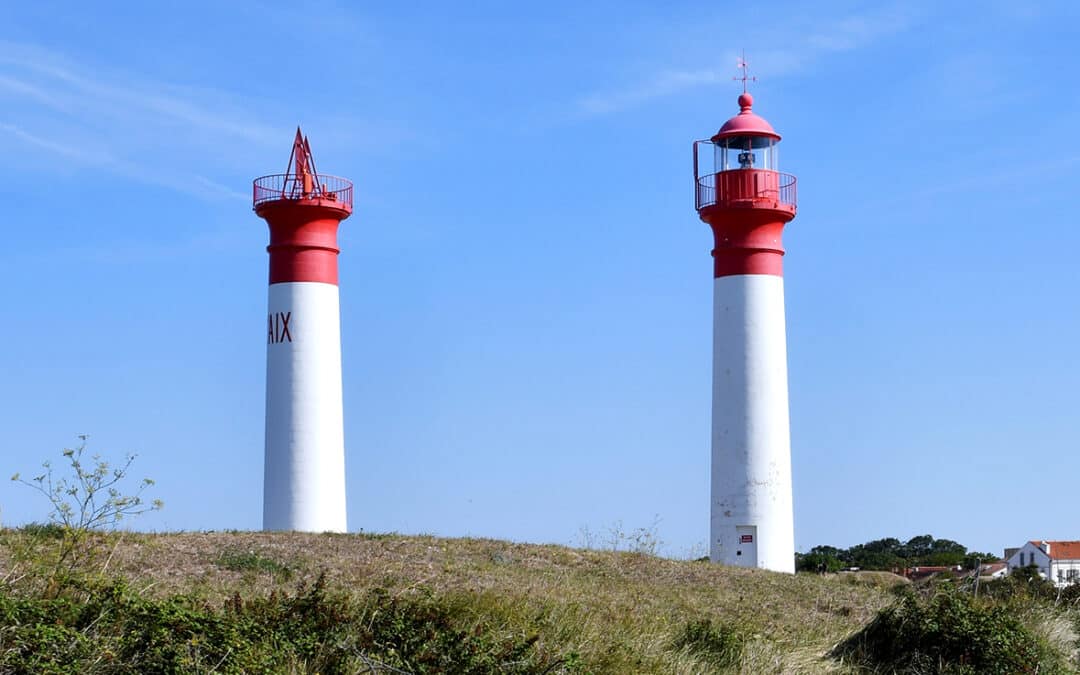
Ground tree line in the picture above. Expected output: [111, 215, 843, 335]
[796, 534, 998, 573]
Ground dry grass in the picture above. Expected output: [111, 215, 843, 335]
[1028, 606, 1080, 666]
[0, 530, 901, 673]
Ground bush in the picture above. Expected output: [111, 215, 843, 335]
[17, 523, 67, 540]
[979, 565, 1057, 602]
[0, 574, 569, 674]
[214, 548, 293, 581]
[832, 585, 1058, 674]
[10, 437, 162, 579]
[796, 551, 843, 573]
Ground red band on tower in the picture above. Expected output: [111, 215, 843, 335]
[262, 206, 343, 284]
[706, 213, 787, 278]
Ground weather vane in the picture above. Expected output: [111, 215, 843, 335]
[733, 51, 756, 93]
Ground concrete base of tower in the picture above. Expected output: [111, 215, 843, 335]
[263, 281, 348, 532]
[709, 274, 794, 573]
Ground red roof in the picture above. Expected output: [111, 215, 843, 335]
[711, 93, 781, 143]
[1029, 541, 1080, 561]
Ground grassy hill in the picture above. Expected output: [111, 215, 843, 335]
[1, 529, 914, 673]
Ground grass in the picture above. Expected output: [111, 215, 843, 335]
[670, 618, 746, 668]
[214, 547, 294, 580]
[0, 529, 895, 673]
[4, 529, 1072, 673]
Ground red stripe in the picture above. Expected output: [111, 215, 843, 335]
[256, 201, 350, 285]
[712, 247, 784, 277]
[702, 211, 789, 278]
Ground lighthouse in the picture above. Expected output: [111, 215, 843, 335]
[693, 75, 798, 572]
[254, 129, 352, 532]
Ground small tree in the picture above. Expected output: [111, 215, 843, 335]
[963, 551, 999, 570]
[796, 551, 843, 573]
[11, 435, 163, 574]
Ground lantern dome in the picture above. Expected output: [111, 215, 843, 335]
[711, 93, 780, 146]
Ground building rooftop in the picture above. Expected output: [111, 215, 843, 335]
[1028, 541, 1080, 561]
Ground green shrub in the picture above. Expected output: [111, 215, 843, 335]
[0, 574, 567, 674]
[214, 548, 293, 580]
[10, 438, 162, 581]
[796, 551, 844, 573]
[17, 522, 67, 540]
[1057, 583, 1080, 606]
[979, 565, 1057, 602]
[832, 585, 1058, 674]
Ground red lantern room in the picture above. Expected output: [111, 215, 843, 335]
[694, 91, 796, 217]
[693, 91, 797, 278]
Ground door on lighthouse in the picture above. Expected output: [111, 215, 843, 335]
[736, 526, 758, 567]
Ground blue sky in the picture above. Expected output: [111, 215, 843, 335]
[2, 1, 1078, 558]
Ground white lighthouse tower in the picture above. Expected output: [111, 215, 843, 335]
[254, 129, 352, 532]
[693, 71, 798, 572]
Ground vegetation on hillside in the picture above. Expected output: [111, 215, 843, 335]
[1, 526, 900, 674]
[833, 581, 1078, 674]
[3, 527, 1079, 673]
[0, 570, 561, 674]
[797, 534, 998, 573]
[3, 441, 1079, 672]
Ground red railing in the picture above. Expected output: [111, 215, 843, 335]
[695, 170, 796, 212]
[253, 173, 353, 209]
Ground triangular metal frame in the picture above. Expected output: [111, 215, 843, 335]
[280, 126, 323, 199]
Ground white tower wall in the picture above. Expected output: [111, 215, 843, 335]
[710, 273, 794, 573]
[264, 281, 347, 532]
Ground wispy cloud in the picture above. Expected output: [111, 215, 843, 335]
[802, 10, 911, 52]
[576, 4, 917, 116]
[0, 121, 107, 163]
[0, 73, 68, 108]
[907, 154, 1080, 202]
[580, 70, 728, 116]
[19, 226, 258, 266]
[0, 119, 249, 203]
[0, 40, 279, 202]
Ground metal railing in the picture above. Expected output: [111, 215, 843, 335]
[695, 170, 796, 212]
[253, 173, 353, 209]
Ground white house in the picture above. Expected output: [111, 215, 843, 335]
[1006, 541, 1080, 587]
[977, 562, 1008, 580]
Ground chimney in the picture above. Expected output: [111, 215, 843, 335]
[1040, 541, 1050, 555]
